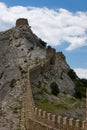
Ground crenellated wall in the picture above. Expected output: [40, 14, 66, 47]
[24, 49, 87, 130]
[33, 107, 86, 130]
[46, 48, 56, 65]
[56, 52, 66, 61]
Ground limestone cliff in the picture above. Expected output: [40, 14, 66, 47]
[0, 18, 86, 130]
[0, 18, 46, 130]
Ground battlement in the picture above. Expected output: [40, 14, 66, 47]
[16, 18, 29, 27]
[46, 48, 56, 58]
[46, 48, 56, 65]
[24, 49, 87, 130]
[56, 52, 66, 61]
[33, 107, 86, 130]
[25, 62, 87, 130]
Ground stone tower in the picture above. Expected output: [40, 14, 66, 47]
[46, 48, 56, 65]
[16, 18, 29, 27]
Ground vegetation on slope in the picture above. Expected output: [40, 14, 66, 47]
[50, 82, 60, 96]
[32, 67, 86, 119]
[68, 69, 87, 99]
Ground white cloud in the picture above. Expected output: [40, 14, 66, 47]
[0, 2, 87, 50]
[74, 68, 87, 79]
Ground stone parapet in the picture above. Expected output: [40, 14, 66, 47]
[33, 107, 86, 130]
[24, 48, 87, 130]
[26, 63, 87, 130]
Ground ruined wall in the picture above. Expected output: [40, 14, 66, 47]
[29, 48, 56, 82]
[16, 18, 29, 27]
[24, 49, 87, 130]
[56, 52, 66, 61]
[46, 48, 56, 65]
[26, 65, 87, 130]
[29, 65, 41, 82]
[41, 59, 51, 73]
[29, 59, 51, 82]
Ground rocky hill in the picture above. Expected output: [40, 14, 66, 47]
[31, 51, 86, 120]
[0, 18, 86, 130]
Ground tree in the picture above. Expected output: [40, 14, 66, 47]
[47, 45, 52, 49]
[50, 82, 60, 96]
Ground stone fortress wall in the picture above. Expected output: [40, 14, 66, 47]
[29, 48, 55, 83]
[16, 18, 87, 130]
[29, 59, 51, 83]
[26, 49, 87, 130]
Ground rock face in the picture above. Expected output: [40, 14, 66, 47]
[0, 19, 46, 129]
[0, 18, 86, 129]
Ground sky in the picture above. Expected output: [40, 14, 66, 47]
[0, 0, 87, 79]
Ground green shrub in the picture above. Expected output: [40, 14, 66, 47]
[18, 66, 27, 75]
[12, 106, 21, 114]
[21, 48, 24, 51]
[0, 72, 3, 79]
[18, 66, 22, 71]
[41, 99, 49, 103]
[43, 74, 49, 80]
[39, 39, 47, 48]
[24, 59, 27, 63]
[30, 47, 34, 50]
[55, 103, 69, 109]
[38, 87, 48, 94]
[35, 57, 39, 64]
[68, 69, 77, 80]
[13, 107, 19, 114]
[50, 82, 60, 96]
[74, 117, 82, 121]
[16, 128, 21, 130]
[60, 71, 63, 80]
[81, 78, 87, 85]
[10, 79, 16, 88]
[67, 69, 87, 99]
[47, 45, 52, 49]
[74, 79, 87, 99]
[74, 86, 86, 99]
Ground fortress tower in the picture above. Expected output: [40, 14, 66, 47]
[46, 48, 56, 65]
[16, 18, 29, 27]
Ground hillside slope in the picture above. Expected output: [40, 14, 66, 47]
[0, 18, 86, 129]
[0, 18, 46, 129]
[32, 52, 86, 120]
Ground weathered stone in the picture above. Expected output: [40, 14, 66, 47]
[16, 18, 29, 27]
[0, 19, 86, 130]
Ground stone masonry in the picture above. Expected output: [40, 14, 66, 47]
[16, 18, 29, 27]
[0, 18, 86, 130]
[24, 62, 87, 130]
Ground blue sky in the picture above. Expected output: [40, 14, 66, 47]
[1, 0, 87, 11]
[0, 0, 87, 78]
